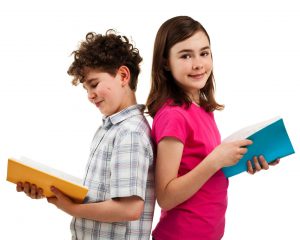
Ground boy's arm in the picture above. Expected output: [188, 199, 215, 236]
[17, 182, 144, 222]
[48, 186, 144, 222]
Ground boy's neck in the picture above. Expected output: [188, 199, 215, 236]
[118, 91, 137, 112]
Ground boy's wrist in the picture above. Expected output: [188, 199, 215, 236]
[67, 202, 80, 218]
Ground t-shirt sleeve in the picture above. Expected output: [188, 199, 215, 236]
[109, 132, 151, 200]
[153, 109, 189, 144]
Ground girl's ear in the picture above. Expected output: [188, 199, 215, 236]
[164, 65, 170, 71]
[163, 59, 170, 71]
[118, 66, 131, 87]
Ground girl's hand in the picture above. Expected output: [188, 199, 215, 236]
[211, 139, 253, 169]
[247, 156, 280, 174]
[16, 182, 44, 199]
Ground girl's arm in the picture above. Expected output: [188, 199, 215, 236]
[155, 137, 252, 210]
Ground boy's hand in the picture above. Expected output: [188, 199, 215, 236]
[16, 182, 44, 199]
[47, 186, 74, 215]
[247, 156, 280, 174]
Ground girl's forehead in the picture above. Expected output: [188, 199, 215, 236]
[170, 31, 210, 52]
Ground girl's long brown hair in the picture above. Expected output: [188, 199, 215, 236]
[146, 16, 224, 118]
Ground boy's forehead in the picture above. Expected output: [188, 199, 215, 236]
[82, 68, 102, 81]
[82, 68, 117, 87]
[83, 67, 101, 76]
[81, 68, 100, 86]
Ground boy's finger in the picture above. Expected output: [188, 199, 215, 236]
[37, 188, 44, 199]
[50, 186, 63, 198]
[16, 182, 23, 192]
[30, 185, 37, 199]
[23, 182, 30, 195]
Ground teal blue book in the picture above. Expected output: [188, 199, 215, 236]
[222, 117, 295, 178]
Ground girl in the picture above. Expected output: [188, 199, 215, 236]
[146, 16, 279, 240]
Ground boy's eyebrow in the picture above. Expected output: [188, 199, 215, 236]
[177, 46, 210, 54]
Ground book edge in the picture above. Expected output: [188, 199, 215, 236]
[222, 116, 281, 142]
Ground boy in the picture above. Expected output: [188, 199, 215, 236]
[17, 30, 155, 240]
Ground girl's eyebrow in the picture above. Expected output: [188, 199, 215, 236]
[177, 46, 210, 54]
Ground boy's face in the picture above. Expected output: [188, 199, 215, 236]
[82, 67, 129, 116]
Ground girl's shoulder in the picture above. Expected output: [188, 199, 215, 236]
[153, 104, 193, 128]
[154, 102, 215, 125]
[155, 103, 187, 118]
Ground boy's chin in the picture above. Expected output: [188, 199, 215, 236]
[99, 108, 114, 117]
[99, 110, 107, 116]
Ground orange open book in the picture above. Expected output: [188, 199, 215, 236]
[7, 157, 88, 203]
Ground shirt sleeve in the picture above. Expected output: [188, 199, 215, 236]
[109, 131, 151, 200]
[152, 108, 189, 144]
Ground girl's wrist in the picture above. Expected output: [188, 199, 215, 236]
[203, 155, 222, 173]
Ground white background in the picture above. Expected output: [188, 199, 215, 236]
[1, 1, 299, 239]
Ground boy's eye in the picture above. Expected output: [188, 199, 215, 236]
[90, 81, 99, 88]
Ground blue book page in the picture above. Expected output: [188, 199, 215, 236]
[222, 118, 295, 178]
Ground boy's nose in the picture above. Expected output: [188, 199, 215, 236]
[88, 90, 97, 101]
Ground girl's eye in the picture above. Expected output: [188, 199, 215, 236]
[201, 51, 210, 57]
[181, 54, 191, 59]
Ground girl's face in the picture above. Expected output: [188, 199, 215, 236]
[167, 31, 213, 103]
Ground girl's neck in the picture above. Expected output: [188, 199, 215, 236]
[189, 93, 200, 106]
[192, 101, 200, 107]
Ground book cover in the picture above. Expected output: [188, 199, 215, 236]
[222, 117, 295, 178]
[6, 157, 88, 203]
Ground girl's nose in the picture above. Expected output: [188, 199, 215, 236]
[192, 65, 200, 70]
[192, 58, 204, 70]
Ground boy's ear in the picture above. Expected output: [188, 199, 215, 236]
[118, 66, 131, 87]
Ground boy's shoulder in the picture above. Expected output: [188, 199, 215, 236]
[110, 104, 151, 136]
[119, 113, 150, 133]
[110, 106, 153, 152]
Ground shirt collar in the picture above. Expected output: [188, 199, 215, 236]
[102, 104, 144, 128]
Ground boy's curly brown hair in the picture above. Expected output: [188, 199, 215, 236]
[68, 30, 142, 91]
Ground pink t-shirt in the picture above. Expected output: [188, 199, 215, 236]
[152, 103, 229, 240]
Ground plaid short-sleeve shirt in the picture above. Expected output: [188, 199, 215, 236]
[71, 104, 155, 240]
